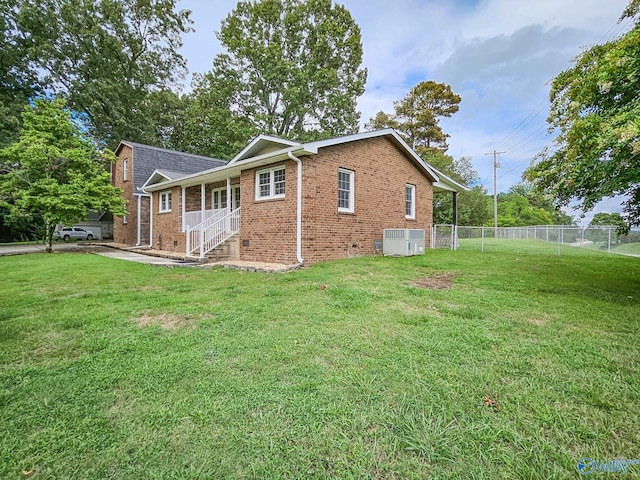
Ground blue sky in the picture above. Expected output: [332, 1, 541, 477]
[176, 0, 632, 224]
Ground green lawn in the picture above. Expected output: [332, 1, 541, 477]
[1, 241, 639, 479]
[613, 242, 640, 256]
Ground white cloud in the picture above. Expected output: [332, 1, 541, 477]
[175, 0, 631, 220]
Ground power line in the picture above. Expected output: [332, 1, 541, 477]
[493, 99, 547, 151]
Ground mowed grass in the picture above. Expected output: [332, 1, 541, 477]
[1, 242, 639, 479]
[613, 242, 640, 256]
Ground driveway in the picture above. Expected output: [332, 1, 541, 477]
[0, 243, 196, 266]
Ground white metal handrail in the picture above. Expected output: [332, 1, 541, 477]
[186, 207, 241, 258]
[183, 208, 226, 231]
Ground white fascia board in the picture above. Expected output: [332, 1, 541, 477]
[431, 168, 470, 193]
[143, 145, 316, 192]
[140, 169, 174, 191]
[228, 134, 301, 165]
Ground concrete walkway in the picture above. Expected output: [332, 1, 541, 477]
[0, 242, 195, 266]
[0, 242, 296, 270]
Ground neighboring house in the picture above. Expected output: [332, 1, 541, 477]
[74, 211, 114, 239]
[113, 141, 226, 246]
[113, 129, 467, 265]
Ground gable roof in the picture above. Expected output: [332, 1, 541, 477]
[142, 130, 468, 193]
[115, 141, 227, 192]
[228, 134, 300, 164]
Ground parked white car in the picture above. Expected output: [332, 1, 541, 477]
[54, 227, 95, 241]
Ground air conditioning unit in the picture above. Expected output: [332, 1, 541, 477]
[383, 229, 425, 256]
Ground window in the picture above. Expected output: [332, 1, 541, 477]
[123, 158, 129, 181]
[212, 188, 228, 210]
[255, 166, 286, 200]
[159, 191, 172, 212]
[405, 184, 416, 219]
[338, 168, 354, 213]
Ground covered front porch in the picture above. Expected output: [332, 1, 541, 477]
[179, 179, 241, 258]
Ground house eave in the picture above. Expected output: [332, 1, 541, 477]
[143, 145, 317, 192]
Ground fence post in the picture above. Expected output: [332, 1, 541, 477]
[580, 228, 584, 248]
[481, 225, 485, 253]
[608, 228, 612, 253]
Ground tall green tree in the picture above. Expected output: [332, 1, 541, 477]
[0, 0, 37, 147]
[174, 74, 259, 159]
[6, 0, 192, 149]
[0, 99, 126, 251]
[366, 81, 461, 152]
[426, 152, 491, 226]
[526, 1, 640, 226]
[198, 0, 367, 143]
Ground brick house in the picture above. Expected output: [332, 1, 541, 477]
[113, 129, 466, 265]
[113, 141, 225, 246]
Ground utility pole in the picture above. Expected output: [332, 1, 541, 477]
[485, 150, 504, 233]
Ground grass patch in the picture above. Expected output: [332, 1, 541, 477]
[1, 244, 639, 478]
[613, 242, 640, 255]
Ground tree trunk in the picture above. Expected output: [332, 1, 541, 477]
[44, 221, 54, 253]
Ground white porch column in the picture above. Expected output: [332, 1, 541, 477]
[149, 193, 153, 248]
[226, 177, 231, 212]
[135, 195, 141, 246]
[200, 183, 206, 223]
[181, 186, 186, 232]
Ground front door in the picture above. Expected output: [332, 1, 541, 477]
[231, 186, 241, 211]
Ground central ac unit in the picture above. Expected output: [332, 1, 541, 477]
[383, 229, 425, 256]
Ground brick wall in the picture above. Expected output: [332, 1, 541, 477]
[238, 137, 433, 265]
[113, 145, 138, 245]
[301, 137, 433, 265]
[239, 161, 298, 264]
[151, 186, 185, 253]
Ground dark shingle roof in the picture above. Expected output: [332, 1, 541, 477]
[120, 141, 227, 191]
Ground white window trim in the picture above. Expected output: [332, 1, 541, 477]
[123, 158, 129, 181]
[338, 168, 354, 213]
[211, 187, 228, 210]
[255, 165, 286, 201]
[159, 190, 172, 213]
[405, 184, 416, 219]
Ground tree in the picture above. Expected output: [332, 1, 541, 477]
[0, 99, 126, 251]
[365, 81, 461, 152]
[6, 0, 192, 149]
[172, 74, 259, 159]
[0, 0, 37, 147]
[509, 181, 574, 225]
[526, 2, 640, 226]
[200, 0, 367, 142]
[426, 152, 491, 226]
[590, 212, 628, 236]
[495, 193, 554, 227]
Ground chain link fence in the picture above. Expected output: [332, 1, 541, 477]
[431, 224, 640, 256]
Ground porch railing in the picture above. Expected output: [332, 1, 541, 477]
[186, 207, 241, 258]
[183, 208, 225, 232]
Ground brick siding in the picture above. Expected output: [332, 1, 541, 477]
[239, 136, 433, 265]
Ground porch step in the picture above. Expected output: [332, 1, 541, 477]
[204, 234, 239, 262]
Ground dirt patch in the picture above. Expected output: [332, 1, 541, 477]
[527, 317, 547, 326]
[134, 312, 204, 330]
[411, 272, 456, 290]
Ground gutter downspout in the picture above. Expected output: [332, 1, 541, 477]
[287, 151, 304, 265]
